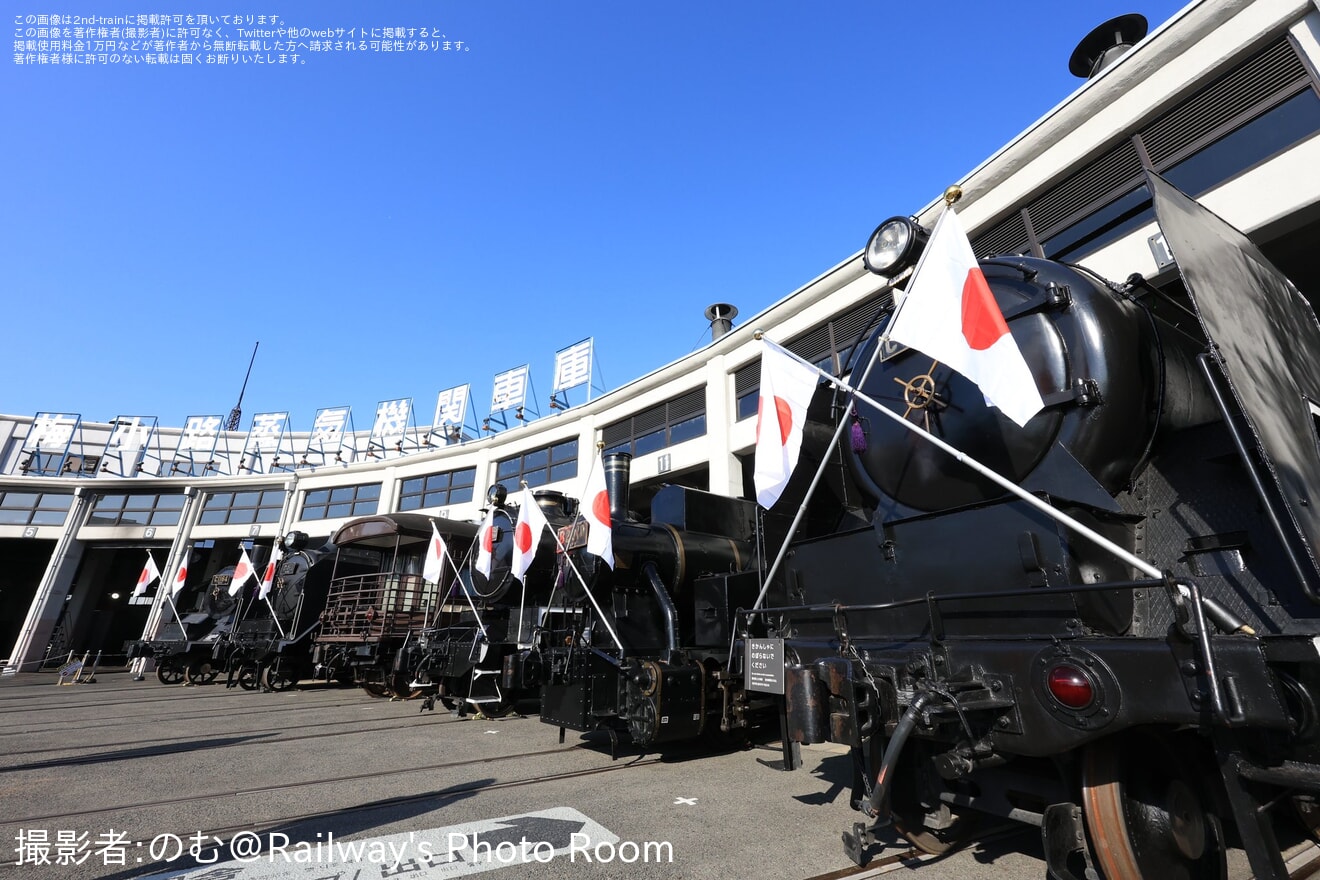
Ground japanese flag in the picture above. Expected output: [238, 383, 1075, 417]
[424, 522, 447, 584]
[885, 207, 1044, 427]
[512, 485, 549, 583]
[229, 548, 256, 597]
[753, 339, 820, 508]
[258, 547, 282, 601]
[475, 507, 496, 579]
[133, 552, 161, 597]
[582, 454, 613, 568]
[170, 553, 189, 596]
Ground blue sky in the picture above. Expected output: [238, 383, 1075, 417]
[4, 1, 1189, 434]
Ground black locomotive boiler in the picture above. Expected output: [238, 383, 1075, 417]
[759, 178, 1320, 880]
[518, 454, 772, 748]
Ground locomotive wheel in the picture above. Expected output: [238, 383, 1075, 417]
[389, 673, 427, 701]
[155, 659, 185, 685]
[1082, 733, 1227, 880]
[261, 662, 297, 692]
[475, 695, 516, 719]
[237, 665, 261, 691]
[361, 682, 392, 698]
[185, 660, 219, 685]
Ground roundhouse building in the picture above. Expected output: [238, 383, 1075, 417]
[5, 0, 1320, 674]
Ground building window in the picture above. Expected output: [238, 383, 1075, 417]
[87, 493, 186, 527]
[972, 39, 1319, 261]
[0, 491, 73, 526]
[496, 440, 578, 489]
[199, 489, 286, 526]
[300, 483, 380, 521]
[399, 467, 477, 511]
[603, 389, 707, 455]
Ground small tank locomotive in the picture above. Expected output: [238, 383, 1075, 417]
[760, 177, 1320, 879]
[126, 556, 245, 685]
[514, 454, 771, 748]
[410, 486, 572, 714]
[223, 533, 337, 691]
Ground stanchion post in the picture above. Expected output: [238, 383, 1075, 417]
[79, 650, 102, 684]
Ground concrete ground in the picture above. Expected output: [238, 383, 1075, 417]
[0, 668, 1065, 880]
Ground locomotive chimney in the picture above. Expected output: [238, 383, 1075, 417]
[1068, 14, 1147, 80]
[603, 452, 633, 524]
[705, 303, 739, 341]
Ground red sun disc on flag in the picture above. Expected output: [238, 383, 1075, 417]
[482, 527, 494, 553]
[592, 491, 610, 527]
[515, 522, 533, 553]
[433, 537, 442, 556]
[755, 396, 795, 445]
[263, 563, 275, 580]
[961, 267, 1010, 351]
[137, 569, 149, 585]
[773, 396, 793, 444]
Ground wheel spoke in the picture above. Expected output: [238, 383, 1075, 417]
[1081, 733, 1226, 880]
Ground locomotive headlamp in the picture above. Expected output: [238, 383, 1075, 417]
[280, 530, 309, 552]
[863, 216, 928, 277]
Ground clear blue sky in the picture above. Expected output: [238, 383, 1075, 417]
[4, 1, 1189, 433]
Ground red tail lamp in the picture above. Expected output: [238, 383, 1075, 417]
[1046, 664, 1096, 710]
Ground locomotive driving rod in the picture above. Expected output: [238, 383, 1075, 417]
[749, 335, 1252, 637]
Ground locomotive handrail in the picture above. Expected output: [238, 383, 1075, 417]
[745, 576, 1167, 617]
[744, 573, 1236, 726]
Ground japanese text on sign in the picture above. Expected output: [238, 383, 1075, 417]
[13, 14, 471, 66]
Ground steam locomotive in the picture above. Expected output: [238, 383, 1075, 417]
[753, 176, 1320, 879]
[511, 455, 776, 750]
[128, 538, 336, 690]
[313, 488, 571, 709]
[225, 534, 337, 691]
[126, 558, 244, 685]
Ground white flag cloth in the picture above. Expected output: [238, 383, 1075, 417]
[753, 338, 820, 508]
[885, 207, 1044, 427]
[424, 522, 447, 583]
[229, 548, 256, 597]
[475, 507, 496, 579]
[582, 455, 614, 568]
[258, 547, 282, 601]
[170, 552, 189, 596]
[133, 552, 161, 597]
[512, 485, 549, 583]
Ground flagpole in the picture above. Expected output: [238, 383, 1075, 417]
[264, 596, 288, 639]
[871, 187, 962, 354]
[517, 482, 532, 646]
[543, 525, 624, 652]
[164, 592, 191, 639]
[751, 322, 908, 610]
[750, 337, 1165, 612]
[443, 544, 488, 640]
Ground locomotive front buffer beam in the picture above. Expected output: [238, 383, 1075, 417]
[783, 634, 1312, 874]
